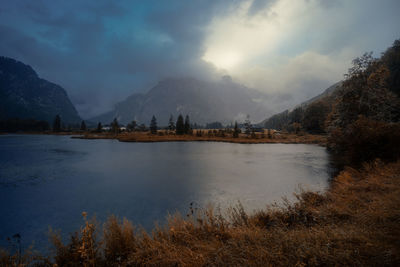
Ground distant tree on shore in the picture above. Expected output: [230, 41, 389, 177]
[303, 101, 329, 134]
[176, 114, 184, 135]
[127, 120, 137, 131]
[150, 115, 158, 134]
[53, 115, 61, 132]
[138, 123, 146, 132]
[168, 115, 175, 131]
[244, 115, 252, 135]
[196, 129, 203, 137]
[233, 121, 239, 138]
[80, 121, 87, 131]
[206, 121, 223, 129]
[96, 122, 102, 133]
[111, 118, 120, 134]
[184, 115, 191, 134]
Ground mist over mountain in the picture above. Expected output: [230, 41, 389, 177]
[91, 77, 279, 126]
[0, 57, 81, 124]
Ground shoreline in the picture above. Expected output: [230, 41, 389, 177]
[72, 132, 328, 145]
[1, 131, 327, 145]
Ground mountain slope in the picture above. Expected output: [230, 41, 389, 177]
[261, 82, 343, 132]
[91, 77, 273, 125]
[0, 56, 81, 124]
[298, 81, 342, 108]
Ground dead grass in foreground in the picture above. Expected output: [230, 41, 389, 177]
[1, 160, 400, 266]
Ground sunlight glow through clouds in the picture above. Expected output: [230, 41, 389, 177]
[201, 0, 351, 97]
[202, 0, 307, 71]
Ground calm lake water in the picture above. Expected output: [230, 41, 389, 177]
[0, 134, 332, 249]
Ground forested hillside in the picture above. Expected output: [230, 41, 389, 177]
[263, 40, 400, 138]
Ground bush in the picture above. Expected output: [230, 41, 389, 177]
[328, 116, 400, 166]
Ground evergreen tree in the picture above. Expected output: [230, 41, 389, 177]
[150, 115, 158, 134]
[176, 114, 184, 135]
[53, 114, 61, 132]
[184, 115, 191, 134]
[250, 128, 256, 139]
[96, 122, 102, 133]
[244, 115, 252, 135]
[127, 120, 137, 131]
[233, 121, 239, 138]
[80, 120, 87, 131]
[111, 118, 120, 134]
[168, 115, 175, 131]
[138, 123, 146, 132]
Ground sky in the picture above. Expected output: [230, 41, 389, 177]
[0, 0, 399, 118]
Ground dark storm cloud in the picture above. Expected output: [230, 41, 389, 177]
[0, 0, 237, 118]
[1, 0, 399, 118]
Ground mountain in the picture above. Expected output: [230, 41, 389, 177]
[0, 56, 81, 124]
[261, 82, 343, 132]
[297, 81, 342, 108]
[91, 77, 274, 126]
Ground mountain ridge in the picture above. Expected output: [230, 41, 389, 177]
[90, 77, 274, 126]
[0, 56, 81, 124]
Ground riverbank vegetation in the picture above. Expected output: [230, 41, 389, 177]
[74, 130, 327, 145]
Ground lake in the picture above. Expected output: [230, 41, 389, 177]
[0, 134, 332, 250]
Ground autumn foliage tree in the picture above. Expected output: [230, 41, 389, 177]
[326, 41, 400, 166]
[326, 52, 400, 131]
[302, 101, 330, 134]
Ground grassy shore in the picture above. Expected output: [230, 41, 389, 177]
[2, 159, 399, 266]
[73, 131, 327, 145]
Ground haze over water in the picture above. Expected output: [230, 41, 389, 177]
[0, 135, 331, 249]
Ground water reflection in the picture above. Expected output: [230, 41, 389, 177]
[0, 135, 332, 249]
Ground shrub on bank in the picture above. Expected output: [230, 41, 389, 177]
[328, 116, 400, 166]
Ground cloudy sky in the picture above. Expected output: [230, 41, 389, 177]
[1, 0, 399, 118]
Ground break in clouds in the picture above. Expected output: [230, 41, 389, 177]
[0, 0, 399, 118]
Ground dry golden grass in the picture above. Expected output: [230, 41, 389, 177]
[75, 131, 327, 145]
[3, 159, 399, 266]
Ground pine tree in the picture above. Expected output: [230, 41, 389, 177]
[150, 115, 158, 134]
[53, 115, 61, 132]
[96, 122, 102, 133]
[176, 114, 184, 135]
[127, 120, 137, 132]
[233, 121, 239, 138]
[244, 115, 252, 135]
[111, 118, 120, 134]
[138, 123, 146, 131]
[184, 115, 191, 134]
[168, 115, 175, 131]
[80, 121, 87, 131]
